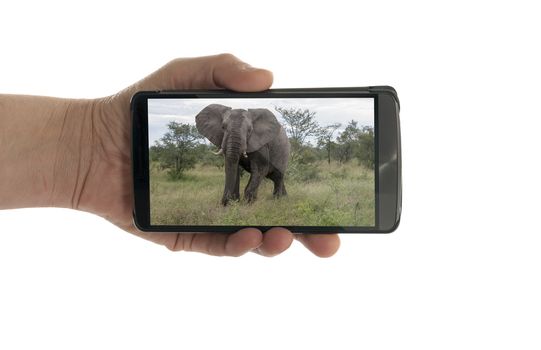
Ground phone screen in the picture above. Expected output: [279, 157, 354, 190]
[147, 97, 376, 228]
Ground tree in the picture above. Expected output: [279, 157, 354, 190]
[317, 123, 341, 164]
[198, 143, 225, 169]
[274, 106, 320, 156]
[274, 106, 322, 181]
[336, 120, 361, 163]
[334, 120, 375, 169]
[152, 121, 204, 180]
[357, 125, 375, 169]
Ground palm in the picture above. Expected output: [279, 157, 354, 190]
[84, 95, 182, 251]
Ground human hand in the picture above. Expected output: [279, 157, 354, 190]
[78, 54, 340, 257]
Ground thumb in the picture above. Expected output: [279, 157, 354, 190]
[117, 53, 273, 104]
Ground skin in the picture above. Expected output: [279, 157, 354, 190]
[0, 53, 340, 257]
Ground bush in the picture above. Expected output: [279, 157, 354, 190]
[287, 160, 320, 182]
[151, 122, 204, 180]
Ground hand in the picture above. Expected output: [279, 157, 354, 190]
[79, 54, 340, 257]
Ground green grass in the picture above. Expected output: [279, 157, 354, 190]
[150, 160, 375, 226]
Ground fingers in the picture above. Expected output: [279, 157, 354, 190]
[126, 221, 338, 257]
[121, 206, 338, 258]
[125, 53, 273, 97]
[168, 227, 293, 257]
[171, 228, 263, 257]
[294, 233, 341, 258]
[252, 227, 294, 257]
[180, 228, 338, 258]
[120, 221, 263, 257]
[249, 228, 340, 258]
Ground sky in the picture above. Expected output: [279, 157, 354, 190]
[148, 97, 374, 146]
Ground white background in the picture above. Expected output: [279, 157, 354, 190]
[1, 1, 540, 349]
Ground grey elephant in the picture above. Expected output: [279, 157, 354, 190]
[195, 104, 290, 206]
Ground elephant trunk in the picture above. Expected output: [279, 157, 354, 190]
[225, 134, 242, 162]
[222, 135, 242, 205]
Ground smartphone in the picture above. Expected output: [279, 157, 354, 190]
[131, 87, 401, 233]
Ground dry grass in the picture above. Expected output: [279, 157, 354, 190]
[150, 160, 375, 226]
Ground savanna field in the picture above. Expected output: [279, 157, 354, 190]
[150, 160, 375, 227]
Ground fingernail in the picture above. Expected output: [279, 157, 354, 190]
[256, 246, 278, 257]
[238, 62, 256, 71]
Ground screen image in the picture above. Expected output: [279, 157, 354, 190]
[148, 97, 375, 227]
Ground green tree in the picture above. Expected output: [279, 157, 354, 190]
[198, 144, 225, 169]
[317, 123, 341, 164]
[335, 120, 375, 169]
[274, 106, 322, 182]
[357, 125, 375, 169]
[336, 120, 361, 163]
[152, 121, 204, 180]
[274, 106, 320, 161]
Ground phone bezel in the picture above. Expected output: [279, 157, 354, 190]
[131, 87, 401, 233]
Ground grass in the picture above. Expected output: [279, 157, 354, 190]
[150, 160, 375, 226]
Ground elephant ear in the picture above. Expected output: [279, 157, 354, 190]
[247, 108, 281, 152]
[195, 104, 231, 147]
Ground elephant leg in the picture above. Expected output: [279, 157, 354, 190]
[268, 170, 287, 197]
[244, 167, 264, 203]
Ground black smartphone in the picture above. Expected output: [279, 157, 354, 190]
[131, 87, 401, 233]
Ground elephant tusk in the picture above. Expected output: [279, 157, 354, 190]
[243, 152, 248, 158]
[212, 148, 224, 155]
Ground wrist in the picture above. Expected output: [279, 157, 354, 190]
[49, 98, 98, 210]
[0, 95, 97, 210]
[66, 95, 133, 225]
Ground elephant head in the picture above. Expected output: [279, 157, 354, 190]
[195, 103, 282, 204]
[195, 104, 281, 158]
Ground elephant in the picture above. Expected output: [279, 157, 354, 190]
[195, 104, 290, 206]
